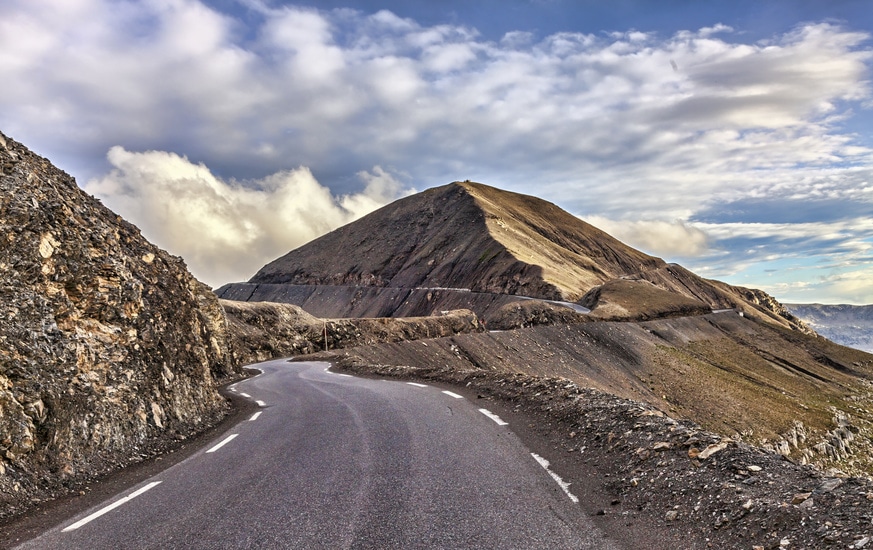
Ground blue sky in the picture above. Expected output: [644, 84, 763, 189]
[2, 0, 872, 304]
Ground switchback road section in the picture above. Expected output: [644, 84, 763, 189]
[16, 360, 617, 549]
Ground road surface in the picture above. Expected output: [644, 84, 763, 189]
[16, 360, 616, 549]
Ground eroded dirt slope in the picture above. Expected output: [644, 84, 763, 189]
[250, 181, 665, 300]
[460, 181, 664, 300]
[216, 283, 528, 320]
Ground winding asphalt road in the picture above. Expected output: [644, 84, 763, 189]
[16, 360, 617, 549]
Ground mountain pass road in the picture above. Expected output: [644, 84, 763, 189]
[16, 360, 617, 549]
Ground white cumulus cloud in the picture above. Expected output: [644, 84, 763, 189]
[585, 217, 710, 258]
[84, 147, 413, 287]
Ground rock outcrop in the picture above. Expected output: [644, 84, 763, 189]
[0, 131, 238, 519]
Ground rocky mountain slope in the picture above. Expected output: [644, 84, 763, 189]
[319, 311, 873, 477]
[250, 181, 660, 300]
[217, 283, 529, 321]
[787, 303, 873, 353]
[0, 131, 239, 520]
[222, 181, 809, 333]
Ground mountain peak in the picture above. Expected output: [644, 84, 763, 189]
[251, 180, 663, 301]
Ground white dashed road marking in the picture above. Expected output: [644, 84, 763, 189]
[256, 400, 266, 407]
[442, 390, 463, 399]
[62, 481, 162, 532]
[206, 434, 238, 454]
[478, 408, 508, 426]
[406, 382, 428, 388]
[240, 392, 251, 398]
[249, 412, 262, 421]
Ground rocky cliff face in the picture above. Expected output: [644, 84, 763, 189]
[0, 131, 238, 518]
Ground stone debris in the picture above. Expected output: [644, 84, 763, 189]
[697, 441, 729, 460]
[817, 478, 843, 493]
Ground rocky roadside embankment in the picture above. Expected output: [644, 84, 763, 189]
[0, 131, 240, 522]
[326, 359, 873, 549]
[222, 299, 483, 365]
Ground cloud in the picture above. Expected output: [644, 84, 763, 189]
[4, 2, 870, 190]
[340, 166, 412, 218]
[824, 270, 873, 304]
[2, 1, 873, 302]
[84, 147, 413, 287]
[672, 217, 873, 304]
[584, 216, 710, 258]
[759, 269, 873, 305]
[576, 213, 873, 304]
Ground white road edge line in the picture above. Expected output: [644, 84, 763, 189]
[249, 411, 262, 421]
[62, 481, 162, 532]
[256, 400, 266, 407]
[206, 433, 238, 454]
[406, 382, 428, 388]
[478, 408, 508, 426]
[239, 392, 251, 398]
[531, 453, 579, 504]
[323, 367, 352, 378]
[442, 390, 463, 399]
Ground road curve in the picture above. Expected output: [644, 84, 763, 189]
[16, 360, 617, 549]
